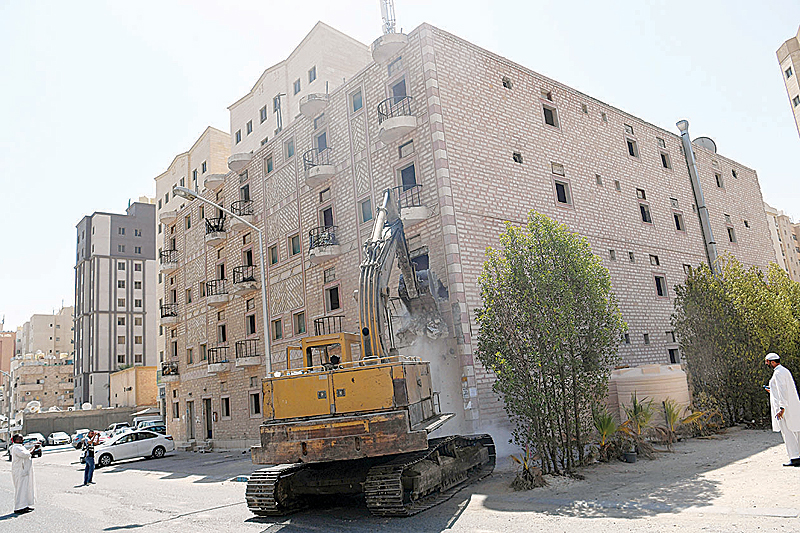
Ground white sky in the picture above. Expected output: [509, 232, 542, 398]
[1, 0, 798, 329]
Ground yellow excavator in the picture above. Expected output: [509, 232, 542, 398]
[245, 188, 495, 517]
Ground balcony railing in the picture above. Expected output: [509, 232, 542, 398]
[206, 279, 228, 296]
[302, 147, 333, 172]
[314, 315, 344, 336]
[208, 346, 229, 364]
[161, 361, 179, 376]
[235, 339, 262, 359]
[308, 225, 338, 250]
[231, 200, 253, 217]
[377, 95, 414, 124]
[205, 217, 226, 234]
[160, 303, 178, 319]
[159, 249, 178, 265]
[394, 184, 423, 209]
[233, 265, 257, 284]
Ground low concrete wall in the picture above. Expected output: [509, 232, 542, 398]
[22, 407, 141, 436]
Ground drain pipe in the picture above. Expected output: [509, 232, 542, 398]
[677, 120, 719, 273]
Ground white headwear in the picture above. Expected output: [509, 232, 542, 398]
[765, 353, 780, 361]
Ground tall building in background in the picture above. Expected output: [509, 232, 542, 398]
[160, 22, 775, 448]
[778, 25, 800, 137]
[0, 329, 14, 374]
[14, 306, 74, 357]
[74, 200, 157, 407]
[764, 202, 800, 281]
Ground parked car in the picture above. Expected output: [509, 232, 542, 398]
[146, 425, 167, 435]
[135, 419, 164, 430]
[24, 433, 47, 447]
[72, 429, 91, 449]
[47, 431, 71, 445]
[95, 430, 174, 467]
[106, 422, 131, 433]
[22, 437, 42, 458]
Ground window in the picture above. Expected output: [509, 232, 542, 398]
[285, 138, 294, 158]
[388, 56, 404, 77]
[400, 163, 416, 189]
[666, 331, 676, 343]
[313, 113, 326, 130]
[715, 173, 724, 188]
[221, 397, 230, 418]
[118, 245, 125, 253]
[655, 276, 667, 297]
[649, 254, 660, 266]
[235, 130, 241, 144]
[640, 203, 652, 224]
[265, 155, 273, 174]
[786, 66, 794, 79]
[551, 162, 565, 176]
[119, 227, 125, 235]
[293, 78, 301, 94]
[172, 402, 180, 419]
[117, 317, 126, 326]
[134, 246, 142, 254]
[250, 392, 262, 416]
[731, 169, 738, 179]
[187, 348, 193, 364]
[118, 335, 125, 344]
[542, 103, 559, 128]
[744, 219, 750, 228]
[626, 138, 639, 158]
[308, 66, 316, 83]
[246, 314, 257, 336]
[624, 124, 634, 135]
[118, 280, 126, 289]
[399, 140, 414, 159]
[674, 212, 685, 231]
[595, 174, 603, 186]
[359, 198, 373, 223]
[683, 264, 692, 275]
[323, 267, 336, 283]
[643, 333, 651, 345]
[134, 299, 142, 308]
[186, 288, 192, 303]
[601, 111, 607, 123]
[512, 152, 523, 164]
[629, 251, 635, 263]
[202, 161, 207, 173]
[134, 228, 142, 237]
[294, 312, 306, 335]
[614, 180, 621, 191]
[636, 188, 646, 200]
[350, 89, 363, 112]
[185, 215, 191, 230]
[668, 349, 679, 364]
[727, 227, 737, 243]
[200, 343, 207, 361]
[269, 245, 278, 265]
[794, 95, 800, 107]
[290, 234, 301, 255]
[217, 324, 227, 343]
[540, 89, 553, 101]
[581, 103, 588, 114]
[724, 214, 732, 224]
[273, 95, 280, 112]
[657, 137, 666, 149]
[624, 333, 631, 344]
[660, 152, 671, 169]
[554, 180, 571, 205]
[246, 298, 255, 311]
[325, 285, 341, 312]
[670, 197, 679, 208]
[246, 120, 253, 135]
[609, 250, 616, 261]
[272, 319, 283, 340]
[118, 298, 126, 307]
[502, 76, 512, 89]
[135, 316, 142, 326]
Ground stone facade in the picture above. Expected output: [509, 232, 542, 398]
[777, 26, 800, 138]
[764, 202, 800, 281]
[10, 352, 74, 413]
[162, 23, 777, 448]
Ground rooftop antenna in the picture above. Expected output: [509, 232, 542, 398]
[380, 0, 397, 34]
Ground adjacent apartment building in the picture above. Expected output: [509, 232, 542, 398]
[15, 306, 74, 358]
[764, 202, 800, 281]
[160, 22, 775, 448]
[74, 200, 157, 407]
[778, 25, 800, 137]
[10, 352, 74, 413]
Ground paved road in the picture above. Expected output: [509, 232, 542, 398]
[0, 428, 797, 532]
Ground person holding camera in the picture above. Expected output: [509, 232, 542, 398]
[82, 430, 101, 486]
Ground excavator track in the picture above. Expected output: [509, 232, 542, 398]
[363, 434, 496, 517]
[245, 463, 310, 516]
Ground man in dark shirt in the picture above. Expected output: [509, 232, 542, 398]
[82, 431, 100, 486]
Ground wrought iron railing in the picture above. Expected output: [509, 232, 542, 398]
[302, 147, 333, 172]
[235, 339, 262, 359]
[314, 315, 344, 336]
[205, 217, 226, 234]
[208, 346, 229, 364]
[231, 200, 253, 216]
[377, 95, 414, 124]
[160, 303, 178, 319]
[159, 249, 178, 265]
[205, 279, 228, 296]
[394, 184, 423, 209]
[161, 361, 179, 376]
[308, 225, 338, 250]
[233, 265, 257, 284]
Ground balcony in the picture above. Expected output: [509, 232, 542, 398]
[228, 152, 252, 172]
[159, 249, 178, 273]
[159, 209, 178, 225]
[232, 265, 260, 296]
[303, 148, 336, 188]
[161, 361, 179, 382]
[160, 303, 179, 325]
[308, 225, 341, 265]
[235, 339, 262, 367]
[230, 200, 254, 231]
[207, 346, 230, 373]
[299, 93, 329, 119]
[204, 217, 227, 246]
[377, 96, 416, 143]
[395, 185, 430, 226]
[314, 315, 344, 336]
[203, 173, 225, 191]
[371, 32, 409, 63]
[206, 279, 230, 307]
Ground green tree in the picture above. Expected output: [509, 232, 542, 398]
[672, 255, 800, 426]
[476, 211, 625, 474]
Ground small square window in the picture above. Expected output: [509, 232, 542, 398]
[731, 169, 738, 179]
[512, 152, 523, 164]
[639, 203, 652, 223]
[235, 130, 241, 144]
[185, 215, 191, 230]
[319, 187, 331, 203]
[294, 312, 306, 335]
[325, 285, 341, 312]
[118, 280, 125, 289]
[670, 197, 679, 208]
[624, 333, 631, 344]
[359, 198, 373, 223]
[308, 66, 316, 83]
[629, 251, 635, 263]
[221, 397, 231, 418]
[636, 187, 646, 199]
[554, 180, 571, 205]
[715, 173, 724, 188]
[724, 214, 732, 224]
[609, 250, 616, 261]
[794, 95, 800, 107]
[260, 105, 268, 123]
[668, 348, 679, 364]
[350, 89, 363, 112]
[543, 104, 559, 128]
[743, 220, 750, 228]
[786, 66, 794, 79]
[626, 138, 639, 158]
[540, 89, 553, 101]
[118, 245, 125, 253]
[269, 245, 279, 265]
[727, 227, 737, 243]
[246, 120, 253, 134]
[660, 152, 671, 169]
[285, 139, 295, 159]
[118, 227, 125, 235]
[290, 234, 301, 255]
[581, 103, 588, 114]
[683, 264, 692, 275]
[624, 124, 634, 135]
[246, 298, 255, 311]
[246, 314, 257, 336]
[674, 212, 685, 231]
[655, 276, 667, 297]
[118, 298, 126, 307]
[502, 76, 512, 89]
[614, 180, 621, 191]
[649, 254, 660, 266]
[293, 79, 301, 95]
[551, 162, 565, 176]
[399, 140, 414, 158]
[265, 155, 274, 174]
[595, 174, 603, 186]
[272, 319, 283, 341]
[313, 114, 326, 130]
[601, 112, 608, 123]
[643, 333, 651, 344]
[323, 267, 336, 284]
[666, 331, 676, 343]
[250, 392, 262, 417]
[117, 317, 125, 326]
[657, 137, 666, 149]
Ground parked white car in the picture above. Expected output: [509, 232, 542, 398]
[24, 433, 47, 447]
[95, 430, 174, 467]
[47, 431, 71, 445]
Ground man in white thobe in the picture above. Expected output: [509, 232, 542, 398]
[766, 352, 800, 467]
[10, 434, 35, 513]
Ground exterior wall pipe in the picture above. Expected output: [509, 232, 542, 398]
[677, 120, 719, 273]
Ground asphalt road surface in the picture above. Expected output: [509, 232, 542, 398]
[0, 428, 798, 532]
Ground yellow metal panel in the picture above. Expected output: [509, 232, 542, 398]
[271, 374, 331, 419]
[332, 366, 395, 414]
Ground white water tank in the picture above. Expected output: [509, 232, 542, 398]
[608, 364, 690, 423]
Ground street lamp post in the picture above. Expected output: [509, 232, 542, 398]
[172, 186, 272, 374]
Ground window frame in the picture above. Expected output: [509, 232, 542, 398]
[654, 273, 668, 298]
[553, 177, 573, 208]
[324, 283, 342, 313]
[541, 102, 560, 129]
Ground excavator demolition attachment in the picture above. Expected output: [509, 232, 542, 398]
[246, 188, 495, 517]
